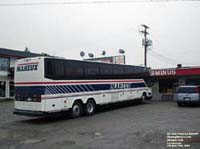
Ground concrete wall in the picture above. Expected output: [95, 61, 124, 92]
[152, 81, 160, 100]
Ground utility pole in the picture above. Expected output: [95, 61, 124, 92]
[140, 24, 150, 67]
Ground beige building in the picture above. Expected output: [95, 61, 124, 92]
[0, 48, 40, 99]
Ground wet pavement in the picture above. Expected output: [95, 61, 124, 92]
[0, 101, 199, 149]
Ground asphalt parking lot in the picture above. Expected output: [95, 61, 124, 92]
[0, 100, 199, 149]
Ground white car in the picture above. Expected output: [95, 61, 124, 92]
[176, 86, 200, 106]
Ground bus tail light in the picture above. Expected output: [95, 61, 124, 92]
[15, 94, 20, 100]
[33, 95, 41, 102]
[195, 87, 200, 93]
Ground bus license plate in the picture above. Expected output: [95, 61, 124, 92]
[184, 97, 190, 101]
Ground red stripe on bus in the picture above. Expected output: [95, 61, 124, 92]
[17, 62, 39, 66]
[15, 80, 144, 85]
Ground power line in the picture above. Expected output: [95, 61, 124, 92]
[149, 54, 177, 67]
[148, 52, 176, 65]
[149, 50, 178, 63]
[148, 50, 198, 66]
[0, 0, 200, 6]
[148, 56, 175, 67]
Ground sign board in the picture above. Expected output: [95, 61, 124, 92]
[113, 55, 125, 64]
[85, 55, 125, 64]
[150, 69, 176, 76]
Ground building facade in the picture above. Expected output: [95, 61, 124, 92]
[150, 67, 200, 100]
[0, 48, 40, 99]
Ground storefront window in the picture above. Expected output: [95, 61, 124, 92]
[159, 79, 178, 93]
[9, 81, 14, 97]
[0, 81, 6, 97]
[0, 58, 10, 71]
[186, 79, 200, 86]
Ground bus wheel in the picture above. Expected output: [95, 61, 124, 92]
[141, 93, 147, 103]
[71, 101, 83, 118]
[84, 100, 96, 116]
[177, 102, 184, 107]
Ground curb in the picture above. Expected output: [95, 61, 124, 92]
[0, 98, 14, 102]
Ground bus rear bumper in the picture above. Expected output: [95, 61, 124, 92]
[146, 95, 152, 100]
[13, 109, 70, 117]
[13, 109, 48, 117]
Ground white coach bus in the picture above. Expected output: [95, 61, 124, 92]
[14, 57, 152, 117]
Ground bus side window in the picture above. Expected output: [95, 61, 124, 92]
[45, 59, 65, 79]
[53, 60, 65, 78]
[45, 59, 53, 76]
[113, 65, 124, 78]
[45, 59, 64, 79]
[85, 63, 100, 79]
[138, 83, 146, 88]
[99, 64, 112, 79]
[65, 60, 84, 79]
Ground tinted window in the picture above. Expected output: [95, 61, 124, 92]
[132, 82, 146, 88]
[45, 58, 148, 80]
[85, 63, 100, 77]
[65, 61, 84, 79]
[99, 64, 113, 75]
[177, 87, 198, 93]
[123, 66, 135, 74]
[45, 59, 65, 79]
[54, 60, 64, 77]
[45, 59, 53, 76]
[113, 65, 124, 75]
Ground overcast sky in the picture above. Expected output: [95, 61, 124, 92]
[0, 0, 200, 68]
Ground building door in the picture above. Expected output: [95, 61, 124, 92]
[9, 81, 14, 97]
[0, 81, 6, 97]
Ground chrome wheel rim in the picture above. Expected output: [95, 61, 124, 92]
[87, 103, 94, 113]
[73, 105, 80, 116]
[142, 95, 146, 101]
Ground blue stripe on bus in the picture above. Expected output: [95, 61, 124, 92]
[15, 82, 146, 95]
[15, 86, 46, 95]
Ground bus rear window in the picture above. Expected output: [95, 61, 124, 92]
[177, 87, 198, 93]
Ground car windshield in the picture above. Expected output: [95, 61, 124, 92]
[177, 87, 197, 93]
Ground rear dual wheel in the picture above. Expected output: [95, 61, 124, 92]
[84, 100, 96, 116]
[71, 101, 83, 118]
[140, 93, 147, 103]
[71, 100, 96, 118]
